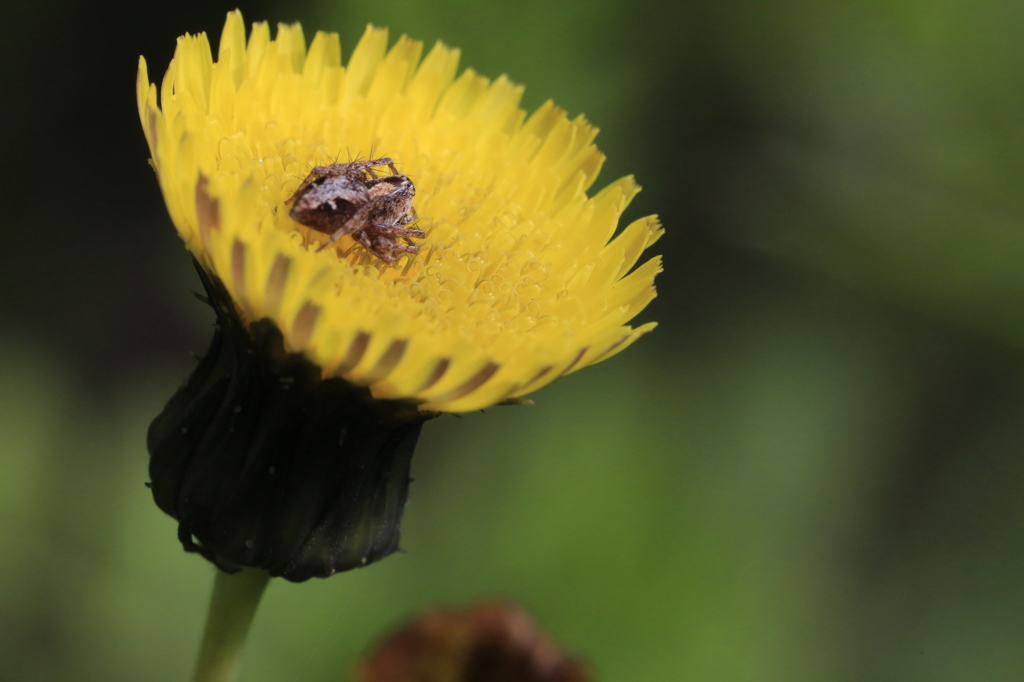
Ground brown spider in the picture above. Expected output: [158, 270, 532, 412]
[286, 158, 426, 263]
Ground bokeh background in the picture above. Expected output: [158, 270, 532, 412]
[2, 1, 1023, 680]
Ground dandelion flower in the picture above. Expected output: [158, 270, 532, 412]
[139, 11, 661, 581]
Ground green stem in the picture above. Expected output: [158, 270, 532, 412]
[192, 567, 271, 682]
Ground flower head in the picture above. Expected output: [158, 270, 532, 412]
[138, 10, 661, 413]
[356, 602, 591, 682]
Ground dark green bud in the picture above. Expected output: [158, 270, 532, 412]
[147, 264, 432, 582]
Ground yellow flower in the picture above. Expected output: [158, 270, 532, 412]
[137, 10, 662, 413]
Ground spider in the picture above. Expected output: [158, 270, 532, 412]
[287, 158, 426, 263]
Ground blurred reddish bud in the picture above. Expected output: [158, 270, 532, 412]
[355, 602, 592, 682]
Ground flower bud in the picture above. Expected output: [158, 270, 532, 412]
[148, 265, 432, 581]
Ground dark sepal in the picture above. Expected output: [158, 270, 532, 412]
[147, 262, 433, 582]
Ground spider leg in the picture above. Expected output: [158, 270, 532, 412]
[385, 241, 421, 255]
[285, 176, 314, 205]
[354, 229, 375, 252]
[368, 157, 399, 176]
[387, 227, 426, 239]
[370, 239, 400, 264]
[345, 157, 396, 176]
[315, 201, 374, 252]
[355, 228, 398, 263]
[286, 165, 336, 204]
[368, 225, 422, 259]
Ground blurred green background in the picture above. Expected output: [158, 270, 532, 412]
[2, 0, 1023, 680]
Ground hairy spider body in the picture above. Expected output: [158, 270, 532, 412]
[287, 158, 425, 263]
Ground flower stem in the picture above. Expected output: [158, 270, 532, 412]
[192, 567, 271, 682]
